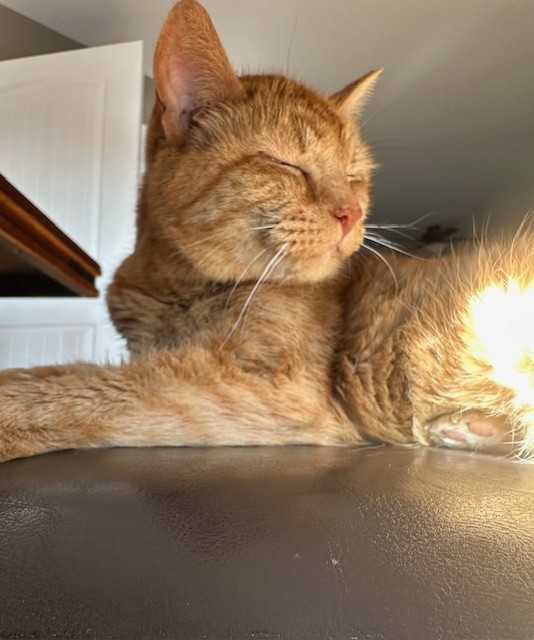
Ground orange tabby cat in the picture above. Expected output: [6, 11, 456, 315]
[0, 0, 532, 462]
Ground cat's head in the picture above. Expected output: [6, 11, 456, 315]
[144, 0, 381, 283]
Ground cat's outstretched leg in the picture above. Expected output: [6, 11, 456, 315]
[0, 349, 360, 462]
[425, 409, 513, 454]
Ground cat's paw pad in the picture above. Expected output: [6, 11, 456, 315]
[427, 409, 510, 452]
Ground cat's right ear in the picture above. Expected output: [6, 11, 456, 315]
[153, 0, 244, 140]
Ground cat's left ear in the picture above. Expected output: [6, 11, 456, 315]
[330, 68, 383, 119]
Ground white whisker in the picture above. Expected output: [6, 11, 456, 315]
[375, 228, 423, 244]
[181, 234, 224, 250]
[251, 225, 277, 231]
[224, 248, 269, 311]
[364, 234, 426, 260]
[366, 212, 436, 230]
[190, 242, 229, 269]
[366, 224, 423, 231]
[362, 243, 398, 289]
[220, 244, 288, 348]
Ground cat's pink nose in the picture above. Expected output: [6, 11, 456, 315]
[333, 204, 362, 235]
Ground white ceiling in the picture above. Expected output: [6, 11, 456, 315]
[3, 0, 534, 233]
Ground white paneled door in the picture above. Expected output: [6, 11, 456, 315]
[0, 42, 143, 368]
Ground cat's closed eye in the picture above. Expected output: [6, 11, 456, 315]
[262, 152, 364, 187]
[261, 153, 307, 179]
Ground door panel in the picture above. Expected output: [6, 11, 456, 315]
[0, 78, 105, 255]
[0, 42, 143, 367]
[0, 325, 94, 368]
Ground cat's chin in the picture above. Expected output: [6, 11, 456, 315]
[288, 245, 355, 282]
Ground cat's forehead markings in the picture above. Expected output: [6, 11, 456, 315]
[288, 105, 348, 160]
[291, 99, 344, 142]
[290, 112, 331, 151]
[242, 74, 345, 143]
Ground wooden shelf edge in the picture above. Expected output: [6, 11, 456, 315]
[0, 174, 101, 277]
[0, 174, 101, 298]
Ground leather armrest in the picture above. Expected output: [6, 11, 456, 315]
[1, 446, 532, 639]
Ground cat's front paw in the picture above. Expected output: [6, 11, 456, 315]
[0, 449, 18, 463]
[426, 409, 512, 455]
[0, 416, 47, 463]
[0, 425, 29, 463]
[0, 367, 51, 462]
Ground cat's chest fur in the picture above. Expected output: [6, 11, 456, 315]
[107, 257, 344, 386]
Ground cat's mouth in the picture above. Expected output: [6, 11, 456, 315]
[276, 225, 364, 260]
[286, 235, 363, 281]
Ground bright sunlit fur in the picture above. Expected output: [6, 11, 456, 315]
[0, 0, 532, 462]
[463, 243, 534, 457]
[469, 280, 533, 408]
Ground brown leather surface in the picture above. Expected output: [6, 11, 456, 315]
[0, 446, 533, 639]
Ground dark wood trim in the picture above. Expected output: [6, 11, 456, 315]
[0, 173, 100, 297]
